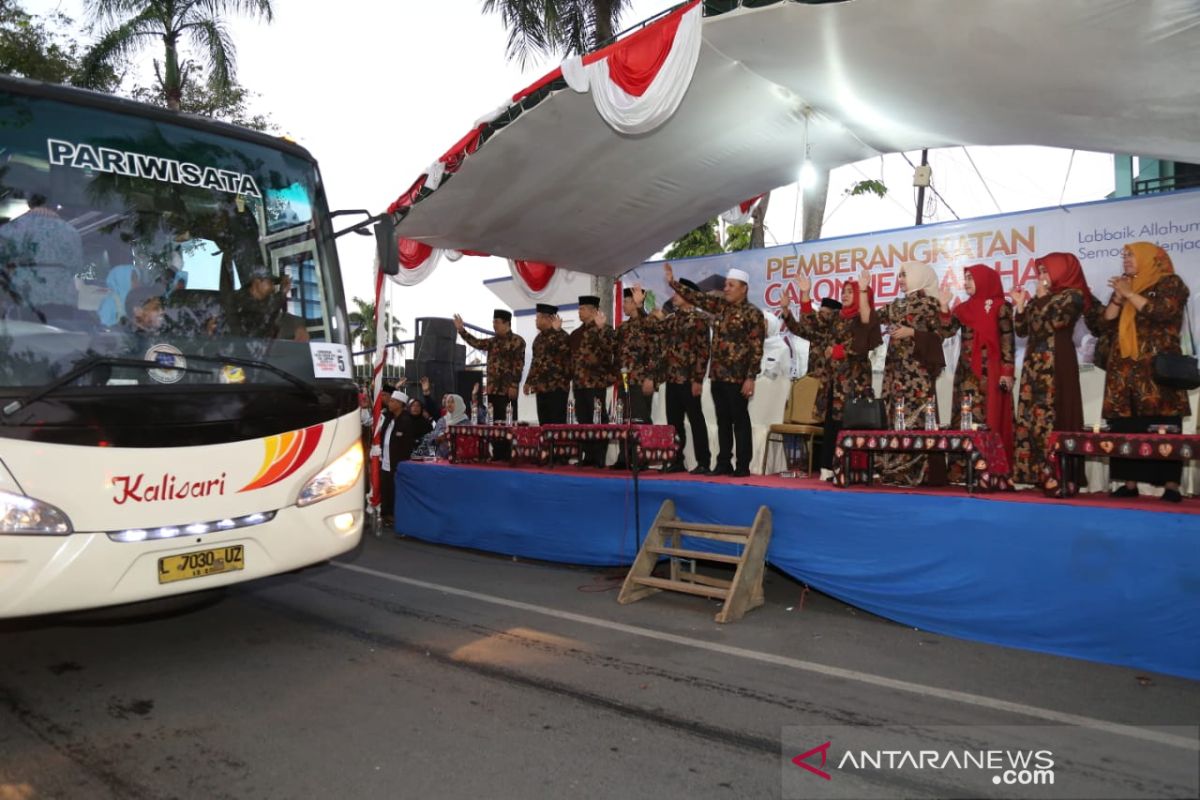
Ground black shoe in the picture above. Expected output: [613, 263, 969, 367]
[1162, 489, 1183, 503]
[731, 468, 751, 478]
[609, 461, 628, 470]
[711, 464, 734, 476]
[1110, 485, 1139, 498]
[689, 465, 711, 475]
[661, 463, 684, 473]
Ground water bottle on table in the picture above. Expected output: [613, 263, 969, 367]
[894, 397, 907, 431]
[924, 399, 938, 431]
[960, 393, 973, 430]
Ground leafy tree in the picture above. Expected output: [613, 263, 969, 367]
[0, 4, 120, 90]
[81, 0, 273, 112]
[724, 222, 752, 253]
[664, 219, 722, 260]
[129, 67, 276, 131]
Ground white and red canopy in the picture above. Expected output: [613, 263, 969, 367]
[389, 0, 1200, 279]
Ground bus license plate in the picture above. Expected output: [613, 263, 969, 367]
[158, 546, 245, 584]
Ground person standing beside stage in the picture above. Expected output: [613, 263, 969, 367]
[648, 279, 712, 474]
[454, 309, 526, 460]
[524, 303, 572, 424]
[938, 264, 1016, 481]
[792, 276, 880, 479]
[1011, 252, 1089, 489]
[569, 294, 618, 467]
[664, 262, 764, 477]
[865, 262, 947, 487]
[1090, 243, 1191, 502]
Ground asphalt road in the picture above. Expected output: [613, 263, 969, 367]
[1, 534, 1197, 800]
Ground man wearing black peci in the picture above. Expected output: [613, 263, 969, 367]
[569, 294, 617, 467]
[455, 308, 526, 460]
[525, 303, 572, 424]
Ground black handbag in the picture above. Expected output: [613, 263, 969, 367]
[843, 394, 885, 430]
[1152, 302, 1200, 390]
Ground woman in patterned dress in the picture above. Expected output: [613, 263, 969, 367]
[792, 276, 881, 477]
[1011, 252, 1089, 488]
[1090, 242, 1191, 502]
[938, 264, 1016, 482]
[862, 262, 946, 487]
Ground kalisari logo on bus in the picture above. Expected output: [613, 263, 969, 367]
[47, 139, 262, 197]
[111, 472, 227, 505]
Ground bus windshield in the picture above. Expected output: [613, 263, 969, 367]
[0, 88, 348, 392]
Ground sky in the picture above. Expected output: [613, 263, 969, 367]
[25, 0, 1115, 347]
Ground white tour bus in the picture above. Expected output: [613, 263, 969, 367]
[0, 76, 367, 617]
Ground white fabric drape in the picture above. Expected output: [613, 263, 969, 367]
[561, 2, 703, 136]
[388, 248, 444, 287]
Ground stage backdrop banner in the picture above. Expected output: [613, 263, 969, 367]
[625, 189, 1200, 368]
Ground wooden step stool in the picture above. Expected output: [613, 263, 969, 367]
[617, 500, 772, 623]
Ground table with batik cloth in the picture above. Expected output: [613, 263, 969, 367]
[1044, 431, 1200, 497]
[447, 423, 679, 466]
[833, 429, 1013, 493]
[540, 424, 678, 467]
[448, 424, 545, 463]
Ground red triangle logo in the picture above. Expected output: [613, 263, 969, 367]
[791, 741, 832, 780]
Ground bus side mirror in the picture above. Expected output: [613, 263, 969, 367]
[375, 216, 399, 275]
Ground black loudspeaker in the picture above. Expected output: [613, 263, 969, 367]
[456, 370, 483, 404]
[414, 317, 459, 362]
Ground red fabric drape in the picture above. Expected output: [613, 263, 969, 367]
[583, 1, 695, 97]
[387, 174, 427, 214]
[513, 67, 564, 102]
[398, 238, 434, 270]
[439, 126, 484, 174]
[513, 260, 556, 292]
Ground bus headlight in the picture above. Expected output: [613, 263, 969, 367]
[0, 490, 73, 534]
[297, 442, 363, 507]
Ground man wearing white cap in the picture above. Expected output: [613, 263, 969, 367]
[663, 262, 764, 477]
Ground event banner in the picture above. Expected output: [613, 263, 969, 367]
[624, 189, 1200, 367]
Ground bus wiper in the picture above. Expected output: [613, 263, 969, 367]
[174, 352, 321, 399]
[2, 356, 213, 419]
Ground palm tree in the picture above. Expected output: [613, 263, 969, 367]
[81, 0, 273, 111]
[348, 297, 405, 357]
[482, 0, 632, 67]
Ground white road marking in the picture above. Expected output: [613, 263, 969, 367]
[332, 561, 1198, 752]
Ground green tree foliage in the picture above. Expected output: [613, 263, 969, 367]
[81, 0, 273, 111]
[129, 67, 276, 131]
[724, 223, 752, 252]
[481, 0, 632, 67]
[0, 5, 120, 90]
[664, 219, 723, 260]
[348, 297, 406, 355]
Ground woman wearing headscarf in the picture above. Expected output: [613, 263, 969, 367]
[1091, 242, 1191, 502]
[792, 276, 881, 479]
[862, 262, 946, 486]
[429, 393, 468, 459]
[1011, 252, 1089, 489]
[938, 264, 1016, 480]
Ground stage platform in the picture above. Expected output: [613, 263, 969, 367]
[391, 461, 1200, 680]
